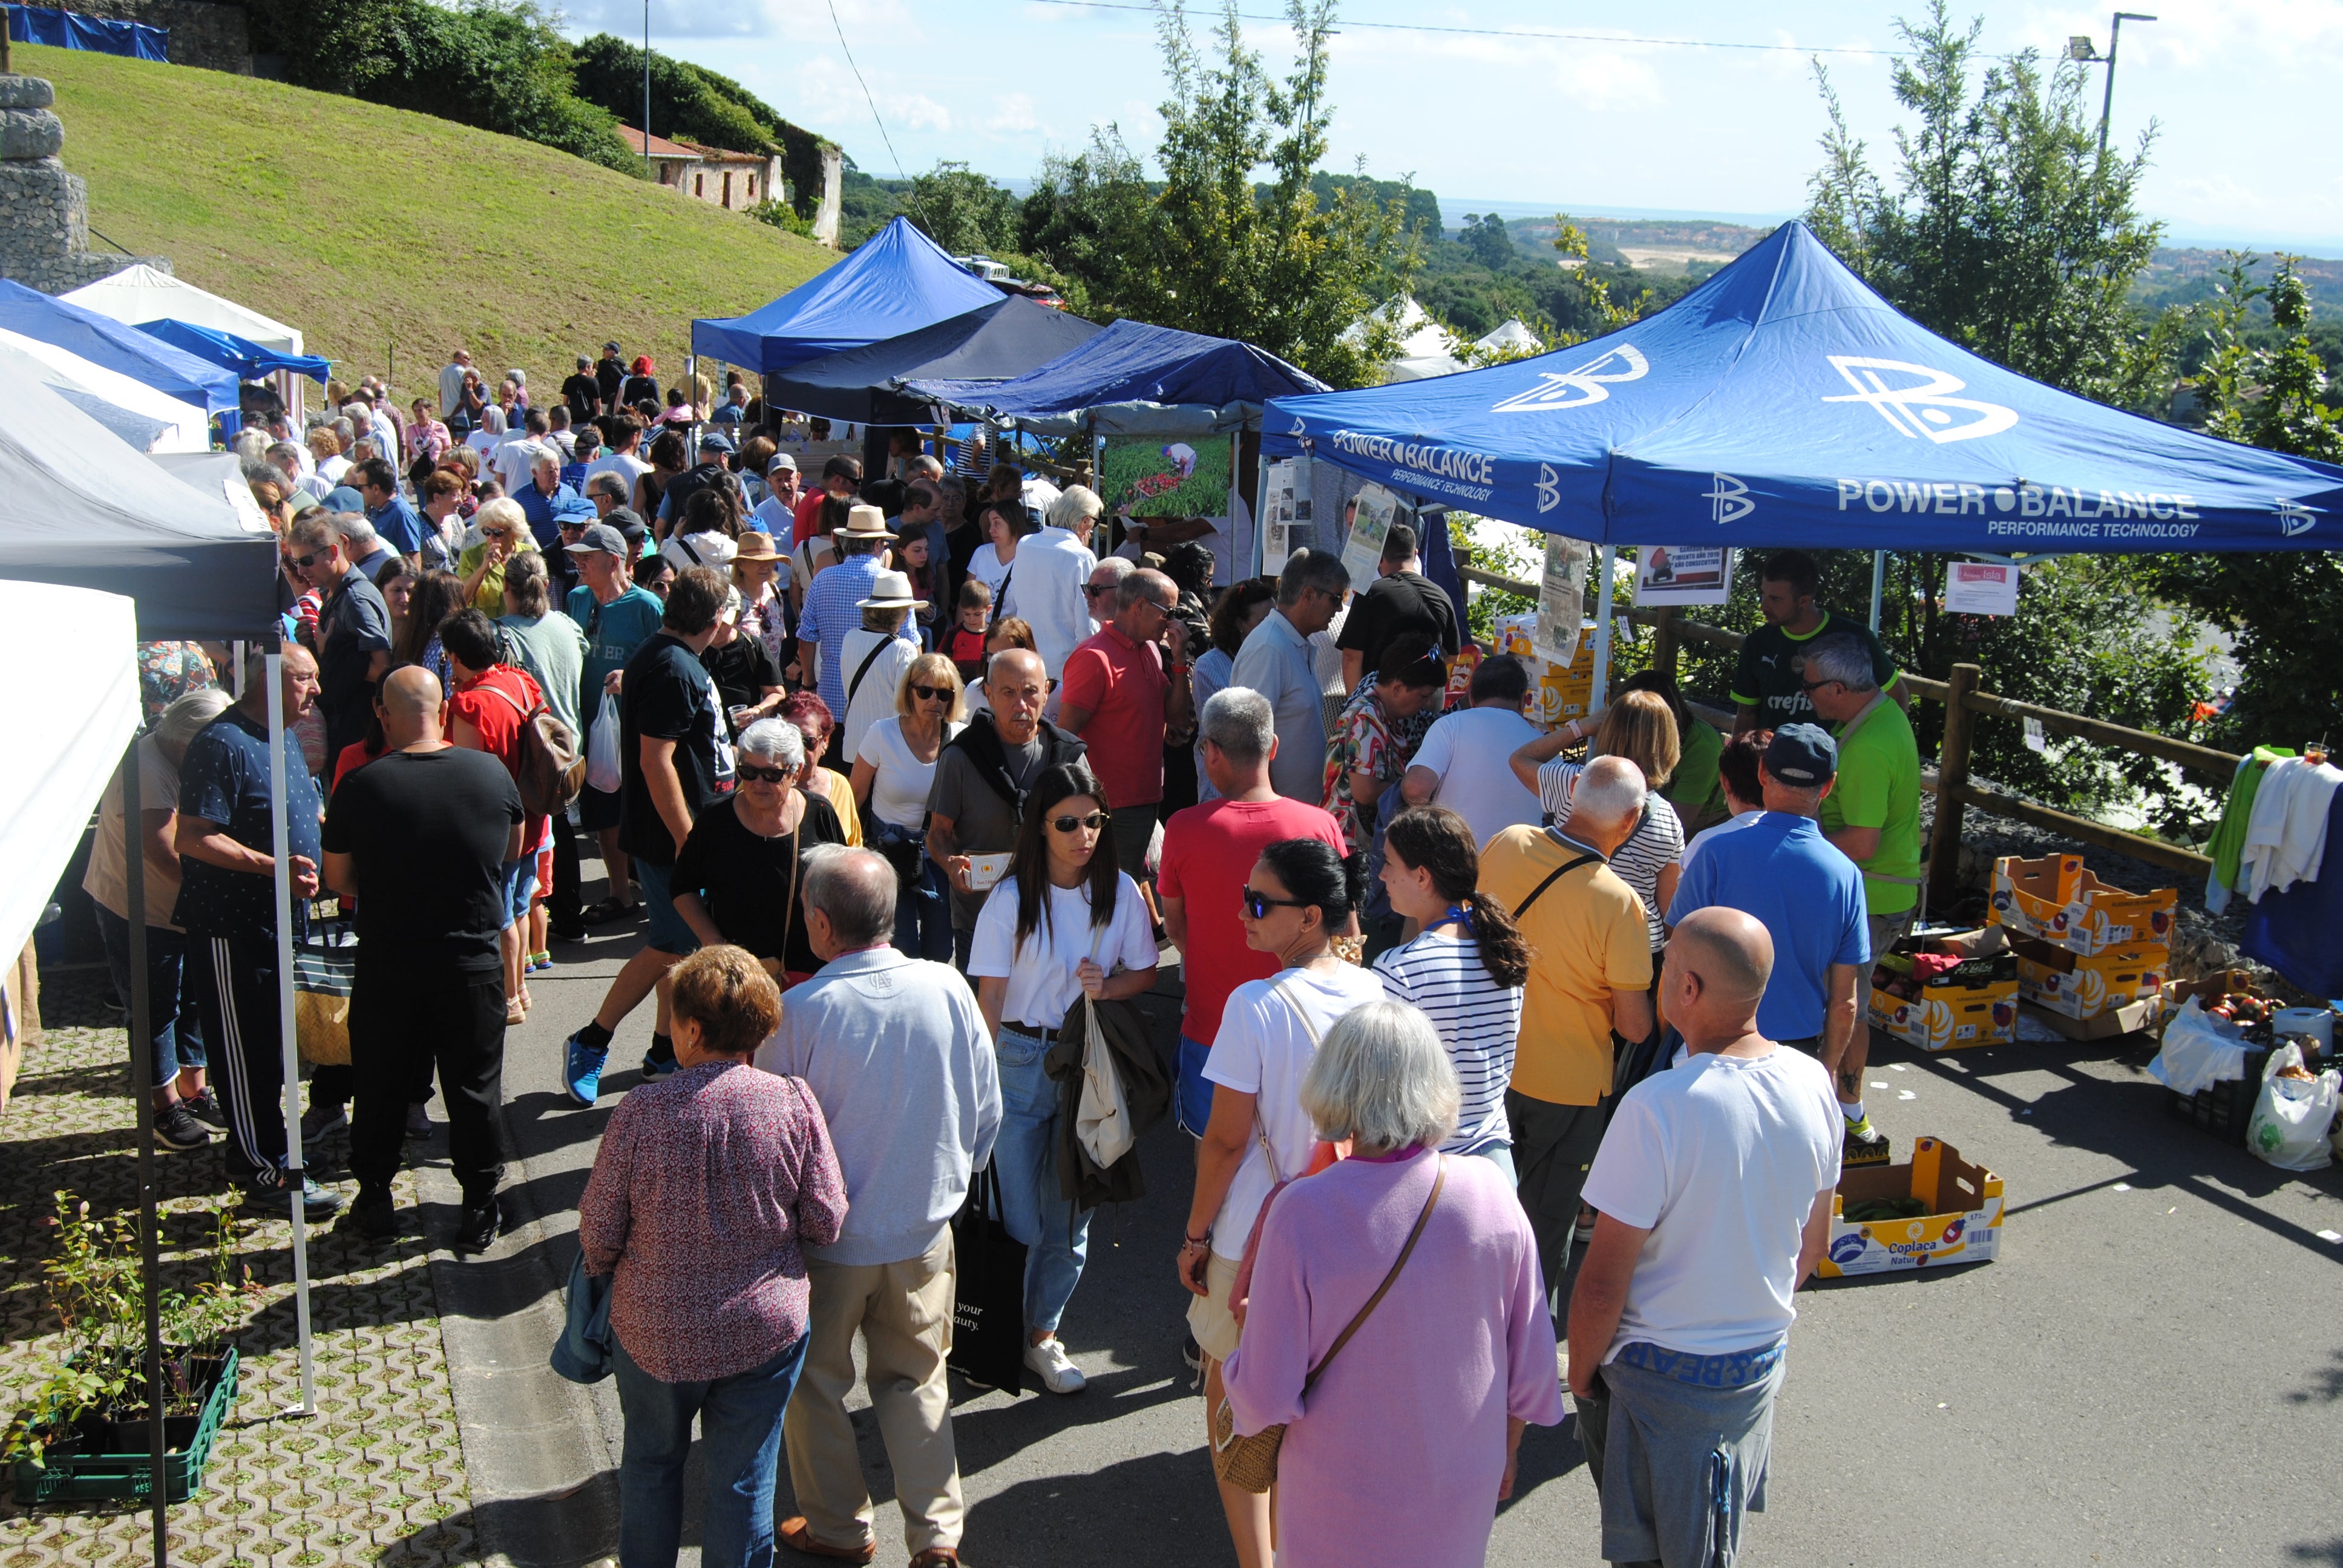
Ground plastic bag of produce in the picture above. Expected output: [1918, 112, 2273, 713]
[2245, 1042, 2340, 1172]
[2149, 999, 2248, 1097]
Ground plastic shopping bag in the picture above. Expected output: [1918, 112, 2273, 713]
[2245, 1042, 2341, 1172]
[2149, 998, 2250, 1096]
[585, 690, 623, 795]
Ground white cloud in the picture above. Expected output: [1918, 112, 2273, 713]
[898, 94, 952, 132]
[985, 93, 1044, 136]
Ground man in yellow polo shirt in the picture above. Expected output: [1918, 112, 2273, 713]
[1478, 754, 1656, 1314]
[1803, 633, 1922, 1166]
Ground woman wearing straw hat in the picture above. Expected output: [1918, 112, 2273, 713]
[730, 530, 793, 676]
[836, 566, 926, 766]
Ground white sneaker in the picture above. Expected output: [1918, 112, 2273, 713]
[1023, 1336, 1087, 1395]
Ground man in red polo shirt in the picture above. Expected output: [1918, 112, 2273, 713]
[1058, 566, 1193, 883]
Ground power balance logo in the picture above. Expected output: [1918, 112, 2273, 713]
[1705, 473, 1754, 524]
[1823, 356, 2017, 443]
[1492, 345, 1649, 413]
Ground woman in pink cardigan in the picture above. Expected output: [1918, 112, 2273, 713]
[1224, 1001, 1563, 1566]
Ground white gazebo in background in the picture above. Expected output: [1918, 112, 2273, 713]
[61, 265, 316, 420]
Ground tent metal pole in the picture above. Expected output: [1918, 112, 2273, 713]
[1591, 545, 1617, 713]
[1869, 550, 1886, 632]
[123, 743, 166, 1564]
[264, 655, 316, 1417]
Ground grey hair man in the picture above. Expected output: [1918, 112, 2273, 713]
[1003, 483, 1108, 681]
[1477, 753, 1659, 1312]
[1796, 633, 1921, 1160]
[1568, 906, 1840, 1568]
[1158, 685, 1348, 1135]
[1059, 566, 1194, 879]
[758, 846, 1000, 1567]
[583, 469, 629, 517]
[1231, 548, 1352, 801]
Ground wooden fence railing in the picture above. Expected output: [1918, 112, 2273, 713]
[1457, 567, 2235, 903]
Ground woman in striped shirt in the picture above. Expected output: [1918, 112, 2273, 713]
[1372, 807, 1530, 1180]
[1507, 688, 1685, 959]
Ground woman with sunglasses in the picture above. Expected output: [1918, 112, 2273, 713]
[850, 653, 964, 961]
[456, 497, 540, 615]
[669, 720, 846, 991]
[968, 761, 1159, 1396]
[775, 691, 863, 849]
[1177, 834, 1379, 1564]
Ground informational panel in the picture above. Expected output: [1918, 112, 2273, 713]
[1631, 544, 1733, 606]
[1533, 534, 1590, 665]
[1342, 482, 1401, 590]
[1944, 561, 2020, 616]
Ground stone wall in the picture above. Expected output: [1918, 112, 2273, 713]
[0, 74, 168, 293]
[56, 0, 252, 74]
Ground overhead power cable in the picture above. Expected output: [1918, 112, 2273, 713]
[826, 0, 940, 232]
[1020, 0, 1914, 56]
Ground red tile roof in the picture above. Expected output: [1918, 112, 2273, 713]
[614, 125, 704, 160]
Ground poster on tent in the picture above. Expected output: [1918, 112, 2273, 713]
[1632, 545, 1734, 606]
[1262, 458, 1300, 563]
[1102, 435, 1232, 519]
[1533, 535, 1590, 666]
[1342, 482, 1401, 590]
[1944, 560, 2021, 616]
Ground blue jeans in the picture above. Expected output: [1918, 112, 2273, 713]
[613, 1332, 810, 1568]
[1175, 1033, 1214, 1137]
[993, 1025, 1089, 1335]
[92, 903, 204, 1088]
[634, 860, 700, 957]
[891, 852, 954, 962]
[1470, 1142, 1516, 1184]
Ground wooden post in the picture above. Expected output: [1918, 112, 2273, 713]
[1927, 662, 1982, 912]
[1653, 606, 1679, 684]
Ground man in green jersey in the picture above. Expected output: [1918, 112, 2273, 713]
[1800, 633, 1922, 1166]
[1731, 550, 1910, 734]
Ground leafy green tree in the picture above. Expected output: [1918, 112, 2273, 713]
[569, 36, 836, 221]
[1459, 213, 1514, 270]
[905, 162, 1021, 256]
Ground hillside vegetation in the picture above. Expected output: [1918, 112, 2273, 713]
[24, 44, 837, 392]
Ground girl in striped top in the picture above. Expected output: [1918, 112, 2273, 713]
[1509, 689, 1685, 956]
[1372, 807, 1531, 1177]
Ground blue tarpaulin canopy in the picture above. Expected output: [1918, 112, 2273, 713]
[909, 318, 1331, 436]
[0, 280, 240, 414]
[763, 295, 1103, 426]
[136, 318, 330, 384]
[692, 217, 1001, 376]
[6, 4, 166, 60]
[1265, 221, 2343, 554]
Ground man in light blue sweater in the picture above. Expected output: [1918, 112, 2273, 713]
[756, 846, 1000, 1568]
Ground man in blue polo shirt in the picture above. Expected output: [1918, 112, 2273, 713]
[352, 457, 425, 558]
[516, 448, 594, 552]
[1666, 724, 1881, 1161]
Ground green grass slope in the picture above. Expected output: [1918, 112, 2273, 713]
[23, 43, 837, 395]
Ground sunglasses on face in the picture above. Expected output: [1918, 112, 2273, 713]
[736, 763, 793, 785]
[910, 684, 951, 703]
[1050, 810, 1109, 834]
[1242, 886, 1310, 919]
[1085, 583, 1116, 598]
[286, 550, 328, 570]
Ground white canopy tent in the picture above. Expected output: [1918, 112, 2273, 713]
[61, 266, 315, 422]
[1472, 318, 1543, 356]
[0, 331, 210, 452]
[1346, 295, 1466, 384]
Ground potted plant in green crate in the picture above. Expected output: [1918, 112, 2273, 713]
[4, 1191, 254, 1503]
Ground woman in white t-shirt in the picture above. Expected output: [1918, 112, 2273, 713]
[966, 498, 1022, 603]
[968, 762, 1159, 1397]
[1373, 807, 1529, 1177]
[1178, 835, 1381, 1566]
[851, 652, 965, 961]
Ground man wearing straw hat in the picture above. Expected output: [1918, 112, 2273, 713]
[798, 503, 899, 768]
[838, 568, 926, 763]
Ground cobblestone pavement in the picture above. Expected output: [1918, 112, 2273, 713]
[0, 970, 481, 1567]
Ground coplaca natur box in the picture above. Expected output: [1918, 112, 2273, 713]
[1867, 926, 2019, 1052]
[1988, 854, 2177, 956]
[2011, 936, 2168, 1020]
[1821, 1137, 2005, 1278]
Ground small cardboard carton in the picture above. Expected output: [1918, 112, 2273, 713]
[2018, 996, 2162, 1042]
[2155, 968, 2263, 1035]
[1821, 1137, 2004, 1278]
[1988, 854, 2177, 956]
[2011, 936, 2168, 1020]
[1490, 615, 1599, 725]
[1867, 926, 2019, 1051]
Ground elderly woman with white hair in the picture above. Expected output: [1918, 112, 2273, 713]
[668, 718, 848, 988]
[84, 685, 237, 1152]
[1003, 482, 1107, 681]
[1222, 1001, 1562, 1568]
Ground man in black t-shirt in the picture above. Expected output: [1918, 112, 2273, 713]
[595, 342, 626, 410]
[323, 667, 525, 1252]
[562, 567, 731, 1107]
[1729, 549, 1909, 734]
[561, 356, 602, 423]
[1336, 522, 1460, 694]
[291, 512, 391, 775]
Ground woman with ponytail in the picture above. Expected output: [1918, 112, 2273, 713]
[1373, 807, 1530, 1178]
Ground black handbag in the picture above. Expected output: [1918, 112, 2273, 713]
[948, 1163, 1028, 1393]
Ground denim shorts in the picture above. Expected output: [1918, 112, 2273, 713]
[500, 857, 540, 929]
[1176, 1034, 1215, 1137]
[634, 860, 699, 957]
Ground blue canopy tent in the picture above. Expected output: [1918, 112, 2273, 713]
[5, 4, 166, 59]
[134, 318, 330, 384]
[0, 279, 240, 413]
[762, 295, 1103, 426]
[1265, 220, 2343, 701]
[691, 216, 1001, 376]
[909, 317, 1330, 436]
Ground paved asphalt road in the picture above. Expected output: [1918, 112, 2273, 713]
[456, 889, 2343, 1568]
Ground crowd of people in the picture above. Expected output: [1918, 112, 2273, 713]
[91, 338, 1933, 1566]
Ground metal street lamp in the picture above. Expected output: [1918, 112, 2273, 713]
[2068, 11, 2158, 158]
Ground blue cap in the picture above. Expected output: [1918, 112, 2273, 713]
[698, 430, 735, 453]
[325, 485, 365, 512]
[1765, 722, 1838, 786]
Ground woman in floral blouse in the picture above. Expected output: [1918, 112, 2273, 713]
[404, 397, 451, 466]
[1321, 634, 1449, 858]
[579, 944, 847, 1568]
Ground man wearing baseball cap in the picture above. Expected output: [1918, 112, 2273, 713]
[752, 452, 801, 537]
[560, 518, 667, 935]
[1665, 722, 1881, 1162]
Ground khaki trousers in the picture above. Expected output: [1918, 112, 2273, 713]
[782, 1232, 965, 1555]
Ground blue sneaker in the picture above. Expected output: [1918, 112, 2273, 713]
[640, 1044, 678, 1080]
[563, 1033, 609, 1106]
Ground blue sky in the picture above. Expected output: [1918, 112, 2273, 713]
[557, 0, 2343, 255]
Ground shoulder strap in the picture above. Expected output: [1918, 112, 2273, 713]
[1303, 1156, 1445, 1392]
[1513, 835, 1601, 919]
[845, 636, 891, 710]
